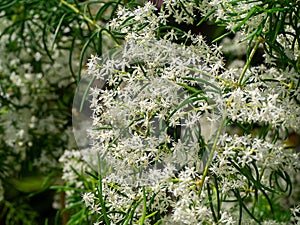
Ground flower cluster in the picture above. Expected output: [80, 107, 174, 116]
[0, 4, 79, 222]
[88, 33, 223, 185]
[0, 16, 76, 178]
[221, 66, 300, 131]
[202, 0, 300, 68]
[71, 1, 300, 224]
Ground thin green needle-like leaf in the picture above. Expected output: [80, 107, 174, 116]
[212, 31, 231, 43]
[51, 13, 68, 50]
[197, 9, 216, 26]
[139, 187, 147, 225]
[97, 153, 110, 225]
[77, 30, 99, 84]
[182, 77, 221, 92]
[79, 75, 96, 112]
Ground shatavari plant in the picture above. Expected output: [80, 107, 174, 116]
[62, 0, 300, 225]
[0, 0, 123, 224]
[0, 0, 299, 224]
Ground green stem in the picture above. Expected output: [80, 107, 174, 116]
[198, 116, 226, 195]
[60, 0, 100, 29]
[238, 38, 261, 85]
[97, 154, 110, 225]
[140, 187, 147, 225]
[59, 0, 119, 45]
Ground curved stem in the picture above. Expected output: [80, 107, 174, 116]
[198, 116, 226, 195]
[60, 0, 100, 29]
[238, 38, 262, 85]
[60, 0, 119, 45]
[140, 187, 147, 225]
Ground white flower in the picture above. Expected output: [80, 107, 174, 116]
[82, 192, 95, 207]
[34, 52, 42, 61]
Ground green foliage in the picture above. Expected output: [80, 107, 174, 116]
[0, 199, 39, 225]
[0, 0, 299, 224]
[0, 0, 124, 224]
